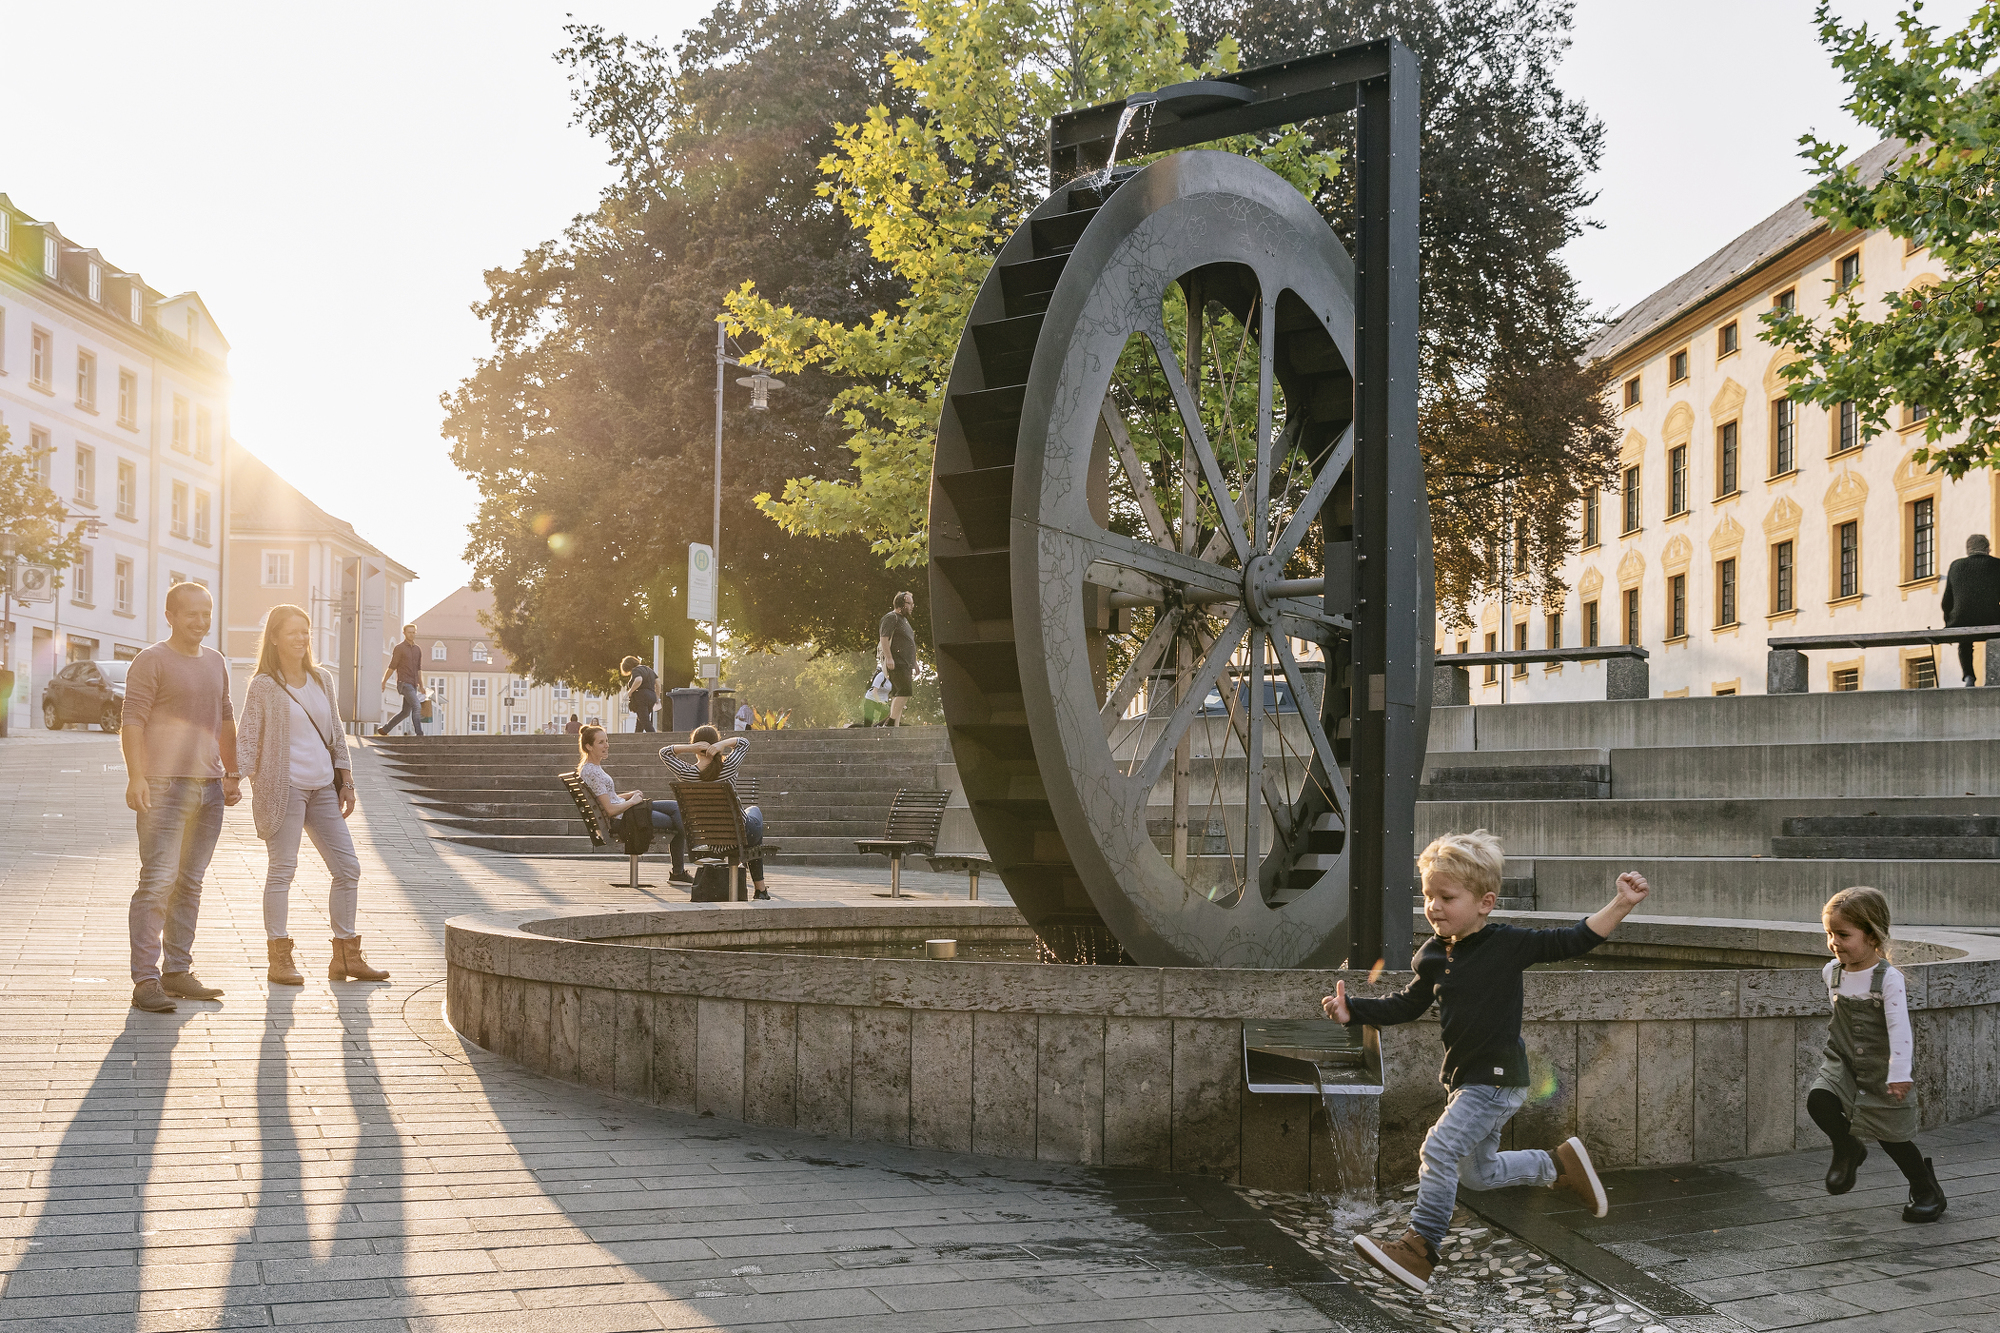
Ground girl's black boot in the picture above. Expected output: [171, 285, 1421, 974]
[1825, 1138, 1866, 1195]
[1902, 1158, 1946, 1224]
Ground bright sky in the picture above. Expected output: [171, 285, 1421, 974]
[0, 0, 1978, 621]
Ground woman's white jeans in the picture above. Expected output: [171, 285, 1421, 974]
[264, 784, 360, 939]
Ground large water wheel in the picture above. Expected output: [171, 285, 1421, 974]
[927, 48, 1429, 969]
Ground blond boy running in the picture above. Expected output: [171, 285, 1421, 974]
[1323, 830, 1651, 1292]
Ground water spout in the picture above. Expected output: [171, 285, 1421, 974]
[1318, 1075, 1380, 1222]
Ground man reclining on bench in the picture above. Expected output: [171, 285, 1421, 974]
[660, 724, 768, 899]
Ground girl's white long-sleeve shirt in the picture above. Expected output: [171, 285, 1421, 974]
[1824, 960, 1913, 1085]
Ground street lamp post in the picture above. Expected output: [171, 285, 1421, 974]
[710, 319, 782, 713]
[0, 532, 14, 739]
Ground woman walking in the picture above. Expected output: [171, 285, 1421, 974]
[238, 604, 389, 984]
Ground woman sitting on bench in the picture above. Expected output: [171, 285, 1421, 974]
[660, 724, 766, 899]
[576, 725, 693, 880]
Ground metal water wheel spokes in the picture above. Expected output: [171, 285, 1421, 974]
[931, 150, 1429, 968]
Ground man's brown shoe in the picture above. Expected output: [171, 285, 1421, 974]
[131, 980, 176, 1013]
[161, 971, 223, 999]
[1352, 1228, 1435, 1293]
[1553, 1136, 1608, 1217]
[267, 939, 304, 986]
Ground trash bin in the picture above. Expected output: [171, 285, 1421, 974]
[710, 688, 735, 730]
[0, 668, 13, 739]
[669, 686, 710, 733]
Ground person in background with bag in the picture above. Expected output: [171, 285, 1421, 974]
[376, 623, 426, 736]
[875, 590, 918, 726]
[238, 604, 389, 986]
[621, 655, 659, 733]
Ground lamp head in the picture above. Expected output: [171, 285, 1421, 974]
[735, 372, 784, 410]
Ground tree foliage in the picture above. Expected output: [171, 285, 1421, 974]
[1765, 2, 2000, 478]
[0, 426, 88, 577]
[443, 1, 918, 689]
[1183, 0, 1618, 622]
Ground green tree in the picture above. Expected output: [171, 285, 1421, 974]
[1181, 0, 1619, 621]
[726, 643, 942, 726]
[0, 427, 87, 577]
[726, 0, 1336, 566]
[1765, 2, 2000, 478]
[444, 0, 917, 690]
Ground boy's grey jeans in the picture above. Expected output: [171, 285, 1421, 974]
[1411, 1082, 1557, 1245]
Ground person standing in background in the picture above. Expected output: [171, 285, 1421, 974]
[565, 714, 582, 735]
[123, 583, 240, 1013]
[1942, 534, 2000, 686]
[376, 624, 426, 735]
[876, 591, 918, 727]
[621, 656, 659, 733]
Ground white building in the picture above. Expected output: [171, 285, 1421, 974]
[409, 585, 617, 736]
[0, 193, 228, 729]
[1445, 140, 1995, 699]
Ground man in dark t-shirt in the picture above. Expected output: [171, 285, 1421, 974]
[1943, 534, 2000, 685]
[876, 591, 918, 726]
[377, 624, 426, 735]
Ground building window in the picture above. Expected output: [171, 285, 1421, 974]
[75, 351, 96, 410]
[74, 445, 94, 506]
[193, 490, 211, 545]
[1717, 558, 1737, 627]
[1584, 599, 1599, 647]
[262, 551, 292, 586]
[1717, 421, 1739, 496]
[171, 396, 189, 452]
[1623, 377, 1641, 408]
[168, 569, 186, 588]
[1772, 397, 1796, 475]
[30, 328, 51, 389]
[431, 641, 447, 661]
[130, 286, 144, 324]
[1668, 573, 1687, 639]
[115, 557, 133, 614]
[195, 406, 212, 462]
[1911, 497, 1935, 581]
[1512, 621, 1529, 677]
[428, 676, 447, 699]
[1837, 520, 1859, 598]
[470, 677, 487, 697]
[1669, 349, 1689, 383]
[554, 682, 571, 699]
[71, 549, 92, 606]
[1624, 588, 1641, 646]
[28, 427, 52, 486]
[1546, 612, 1562, 651]
[1582, 489, 1600, 548]
[1833, 667, 1860, 692]
[1621, 466, 1641, 534]
[116, 459, 136, 520]
[117, 369, 137, 427]
[510, 713, 528, 734]
[1483, 631, 1498, 685]
[171, 481, 188, 537]
[1718, 322, 1739, 357]
[1837, 400, 1859, 454]
[1775, 288, 1797, 313]
[1908, 403, 1930, 426]
[1668, 445, 1688, 516]
[42, 234, 57, 274]
[1774, 540, 1795, 612]
[470, 712, 487, 734]
[472, 642, 490, 662]
[1838, 251, 1861, 291]
[1907, 655, 1938, 690]
[88, 263, 101, 302]
[0, 211, 9, 255]
[1512, 517, 1529, 572]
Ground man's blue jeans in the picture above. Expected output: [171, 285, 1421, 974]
[129, 778, 224, 983]
[384, 682, 425, 734]
[1410, 1083, 1556, 1246]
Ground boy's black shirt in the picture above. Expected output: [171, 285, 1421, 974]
[1345, 918, 1605, 1089]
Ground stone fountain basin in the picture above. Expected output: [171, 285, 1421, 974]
[443, 904, 2000, 1190]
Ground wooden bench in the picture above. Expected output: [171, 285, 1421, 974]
[854, 788, 952, 899]
[1767, 626, 2000, 692]
[672, 780, 779, 902]
[559, 770, 656, 890]
[1433, 645, 1650, 703]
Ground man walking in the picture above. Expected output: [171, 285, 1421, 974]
[377, 624, 425, 735]
[123, 583, 240, 1013]
[876, 591, 918, 727]
[1943, 534, 2000, 686]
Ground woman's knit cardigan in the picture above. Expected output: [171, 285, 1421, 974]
[237, 667, 353, 839]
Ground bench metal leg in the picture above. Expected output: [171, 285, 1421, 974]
[889, 851, 902, 899]
[615, 854, 654, 890]
[968, 866, 979, 901]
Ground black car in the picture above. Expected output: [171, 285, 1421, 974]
[43, 659, 129, 733]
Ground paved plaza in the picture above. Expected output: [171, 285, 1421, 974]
[0, 731, 1996, 1332]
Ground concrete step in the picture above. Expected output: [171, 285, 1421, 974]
[1780, 815, 2000, 838]
[1429, 688, 2000, 752]
[1605, 740, 2000, 799]
[1770, 837, 2000, 859]
[1419, 780, 1609, 801]
[432, 831, 896, 867]
[1527, 853, 2000, 927]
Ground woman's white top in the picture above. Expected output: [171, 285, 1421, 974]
[579, 762, 617, 805]
[285, 674, 336, 789]
[1824, 959, 1913, 1084]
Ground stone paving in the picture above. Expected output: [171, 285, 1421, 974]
[3, 729, 1998, 1333]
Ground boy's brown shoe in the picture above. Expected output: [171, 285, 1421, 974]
[1553, 1136, 1608, 1217]
[1352, 1228, 1435, 1293]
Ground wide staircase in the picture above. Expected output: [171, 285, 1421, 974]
[374, 728, 955, 868]
[1417, 688, 2000, 926]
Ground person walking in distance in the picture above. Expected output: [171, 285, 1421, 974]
[1942, 534, 2000, 686]
[621, 656, 659, 733]
[123, 583, 240, 1013]
[237, 604, 389, 986]
[376, 624, 425, 736]
[876, 591, 918, 726]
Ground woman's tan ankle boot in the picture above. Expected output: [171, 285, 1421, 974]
[267, 938, 304, 986]
[329, 936, 390, 981]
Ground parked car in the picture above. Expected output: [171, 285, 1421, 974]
[42, 659, 128, 733]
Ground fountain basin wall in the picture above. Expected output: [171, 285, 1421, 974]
[443, 904, 2000, 1189]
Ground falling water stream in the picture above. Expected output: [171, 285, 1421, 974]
[1090, 100, 1155, 190]
[1318, 1070, 1382, 1222]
